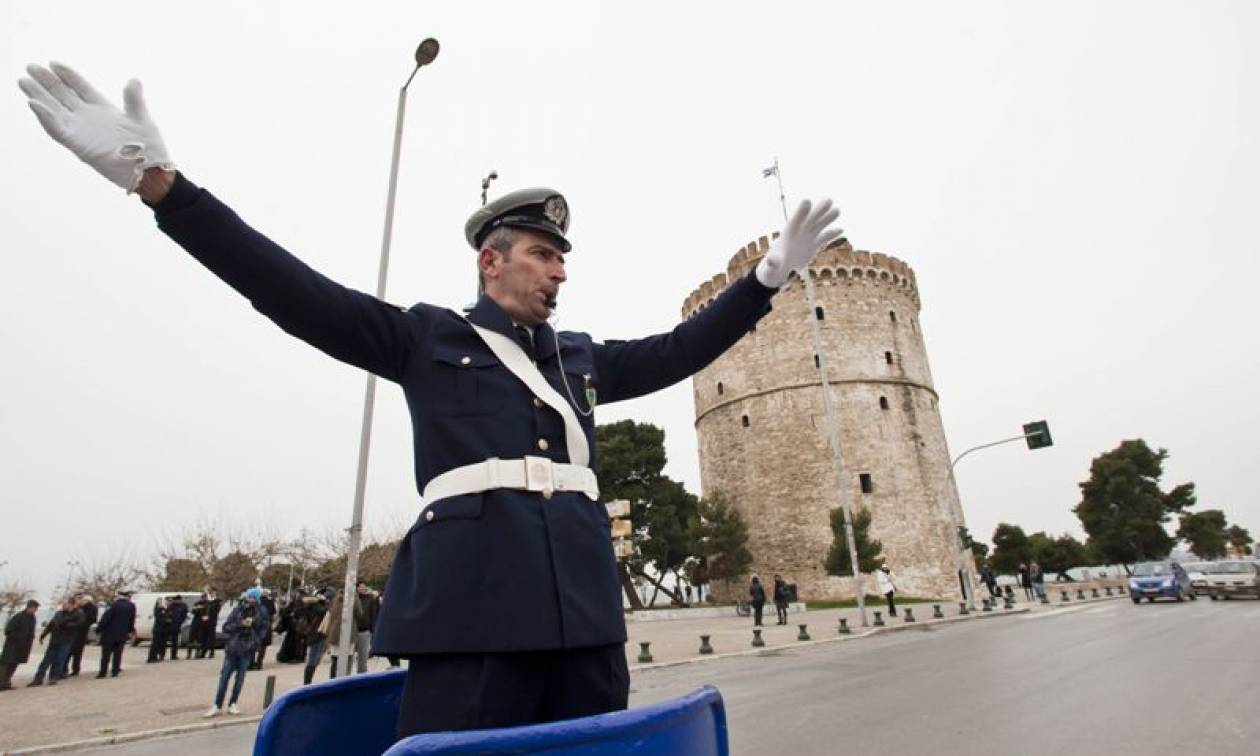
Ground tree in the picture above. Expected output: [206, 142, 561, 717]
[1226, 524, 1254, 556]
[824, 508, 883, 576]
[1073, 439, 1195, 569]
[691, 492, 753, 595]
[1027, 532, 1090, 579]
[153, 558, 208, 591]
[69, 554, 147, 602]
[210, 551, 258, 598]
[0, 580, 36, 620]
[595, 420, 699, 609]
[1176, 510, 1229, 560]
[989, 523, 1030, 573]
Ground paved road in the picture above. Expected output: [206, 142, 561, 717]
[79, 597, 1260, 755]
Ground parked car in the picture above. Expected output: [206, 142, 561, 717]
[1128, 561, 1195, 603]
[1183, 561, 1213, 596]
[1206, 561, 1260, 600]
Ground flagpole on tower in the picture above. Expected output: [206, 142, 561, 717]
[763, 159, 868, 627]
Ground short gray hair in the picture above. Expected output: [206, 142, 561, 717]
[478, 226, 519, 292]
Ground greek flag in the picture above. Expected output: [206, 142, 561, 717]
[762, 164, 778, 178]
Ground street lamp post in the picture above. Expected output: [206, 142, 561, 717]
[940, 422, 1053, 609]
[336, 38, 441, 675]
[63, 560, 80, 600]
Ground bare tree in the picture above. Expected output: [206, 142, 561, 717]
[70, 554, 147, 602]
[0, 580, 36, 620]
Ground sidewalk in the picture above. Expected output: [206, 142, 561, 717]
[0, 592, 1123, 754]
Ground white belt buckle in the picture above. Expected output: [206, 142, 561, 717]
[524, 455, 555, 499]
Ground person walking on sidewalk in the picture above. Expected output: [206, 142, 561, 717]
[301, 590, 331, 685]
[67, 593, 97, 677]
[30, 597, 84, 686]
[980, 565, 1000, 599]
[772, 575, 790, 625]
[748, 575, 767, 627]
[0, 600, 39, 691]
[166, 594, 189, 661]
[147, 597, 171, 663]
[353, 582, 380, 675]
[876, 564, 897, 617]
[96, 590, 136, 678]
[1030, 561, 1047, 601]
[1018, 563, 1033, 601]
[199, 588, 222, 659]
[204, 587, 269, 718]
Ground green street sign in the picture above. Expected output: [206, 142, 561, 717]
[1023, 420, 1053, 450]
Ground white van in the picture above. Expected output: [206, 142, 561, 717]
[127, 591, 200, 645]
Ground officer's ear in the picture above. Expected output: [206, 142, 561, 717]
[478, 246, 505, 282]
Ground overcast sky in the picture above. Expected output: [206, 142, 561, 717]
[3, 1, 1257, 600]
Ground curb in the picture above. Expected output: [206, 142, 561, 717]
[3, 714, 263, 756]
[630, 602, 1037, 673]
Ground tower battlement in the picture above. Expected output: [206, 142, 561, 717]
[681, 236, 920, 318]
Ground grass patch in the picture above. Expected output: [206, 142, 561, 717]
[804, 596, 938, 610]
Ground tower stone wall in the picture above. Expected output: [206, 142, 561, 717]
[682, 236, 969, 600]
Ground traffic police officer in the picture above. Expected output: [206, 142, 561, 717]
[19, 63, 844, 737]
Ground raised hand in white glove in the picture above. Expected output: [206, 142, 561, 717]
[755, 199, 845, 289]
[18, 63, 174, 194]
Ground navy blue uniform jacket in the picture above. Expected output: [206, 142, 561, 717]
[96, 598, 136, 645]
[152, 174, 775, 655]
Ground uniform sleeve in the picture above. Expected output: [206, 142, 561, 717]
[152, 173, 421, 382]
[592, 271, 775, 403]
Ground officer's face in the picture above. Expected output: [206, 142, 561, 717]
[481, 229, 567, 325]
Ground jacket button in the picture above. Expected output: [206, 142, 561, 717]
[537, 438, 549, 451]
[425, 510, 434, 521]
[460, 356, 471, 365]
[533, 397, 543, 408]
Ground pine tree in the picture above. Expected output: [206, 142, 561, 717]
[824, 508, 883, 576]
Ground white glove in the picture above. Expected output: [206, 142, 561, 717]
[18, 62, 174, 194]
[755, 199, 845, 289]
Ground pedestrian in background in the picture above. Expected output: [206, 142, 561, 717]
[980, 565, 1000, 599]
[274, 595, 301, 664]
[301, 590, 331, 685]
[876, 564, 897, 617]
[187, 593, 206, 659]
[204, 587, 268, 718]
[1018, 563, 1033, 601]
[199, 588, 222, 659]
[166, 594, 188, 661]
[1030, 562, 1047, 601]
[323, 589, 365, 679]
[250, 588, 276, 670]
[0, 599, 40, 691]
[30, 596, 84, 686]
[147, 597, 171, 663]
[748, 575, 767, 627]
[96, 589, 136, 678]
[353, 581, 380, 675]
[772, 574, 790, 625]
[68, 593, 97, 677]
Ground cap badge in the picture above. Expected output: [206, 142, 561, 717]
[543, 196, 568, 228]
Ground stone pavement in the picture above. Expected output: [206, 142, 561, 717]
[0, 591, 1125, 754]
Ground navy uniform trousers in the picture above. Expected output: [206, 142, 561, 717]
[151, 173, 776, 735]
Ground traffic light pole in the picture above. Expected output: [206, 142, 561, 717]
[941, 426, 1052, 610]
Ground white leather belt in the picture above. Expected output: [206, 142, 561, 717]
[422, 456, 600, 505]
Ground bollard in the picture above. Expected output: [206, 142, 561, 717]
[699, 635, 714, 655]
[637, 642, 653, 663]
[904, 607, 916, 623]
[933, 604, 944, 619]
[1077, 589, 1086, 600]
[797, 624, 811, 641]
[1039, 594, 1049, 604]
[1003, 595, 1014, 610]
[959, 601, 970, 616]
[751, 628, 765, 648]
[1061, 590, 1070, 602]
[263, 674, 277, 709]
[982, 598, 993, 612]
[838, 617, 851, 634]
[1092, 588, 1100, 598]
[873, 611, 885, 627]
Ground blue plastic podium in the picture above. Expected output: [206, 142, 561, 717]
[254, 668, 728, 756]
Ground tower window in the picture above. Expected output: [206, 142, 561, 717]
[879, 396, 889, 410]
[889, 310, 897, 323]
[717, 382, 724, 396]
[884, 351, 893, 365]
[815, 306, 825, 320]
[813, 353, 820, 368]
[741, 414, 750, 428]
[859, 473, 874, 494]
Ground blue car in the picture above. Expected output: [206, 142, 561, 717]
[1129, 561, 1195, 603]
